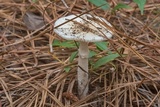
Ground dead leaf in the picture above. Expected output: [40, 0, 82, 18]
[63, 92, 79, 102]
[23, 12, 46, 30]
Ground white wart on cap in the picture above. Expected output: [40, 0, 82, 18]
[54, 14, 113, 42]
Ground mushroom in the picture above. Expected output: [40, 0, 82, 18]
[54, 14, 113, 98]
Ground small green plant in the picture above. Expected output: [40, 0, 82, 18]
[88, 0, 146, 15]
[93, 42, 120, 69]
[52, 39, 77, 48]
[112, 3, 132, 12]
[93, 53, 119, 69]
[133, 0, 146, 15]
[32, 0, 37, 3]
[52, 40, 78, 72]
[64, 66, 71, 73]
[52, 40, 120, 72]
[88, 0, 110, 10]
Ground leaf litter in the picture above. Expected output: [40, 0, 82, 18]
[0, 0, 160, 106]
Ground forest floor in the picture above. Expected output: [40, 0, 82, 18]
[0, 0, 160, 107]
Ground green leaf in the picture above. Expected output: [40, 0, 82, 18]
[133, 0, 146, 15]
[95, 42, 108, 51]
[69, 51, 78, 63]
[52, 40, 76, 48]
[113, 3, 132, 11]
[60, 41, 76, 48]
[52, 39, 60, 46]
[64, 66, 71, 72]
[88, 0, 110, 10]
[89, 51, 97, 58]
[93, 53, 120, 69]
[32, 0, 37, 3]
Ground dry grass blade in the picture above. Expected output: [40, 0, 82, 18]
[0, 78, 13, 106]
[147, 91, 160, 107]
[35, 81, 65, 107]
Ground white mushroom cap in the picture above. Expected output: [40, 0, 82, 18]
[54, 14, 113, 42]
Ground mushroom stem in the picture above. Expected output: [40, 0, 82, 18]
[78, 41, 89, 98]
